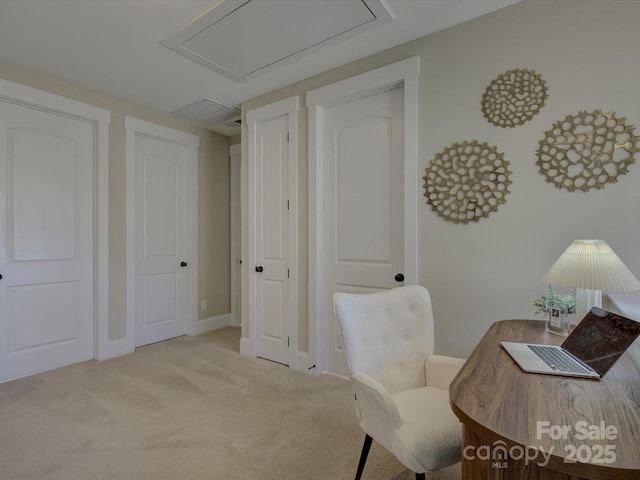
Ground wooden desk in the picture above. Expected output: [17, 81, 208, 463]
[449, 320, 640, 480]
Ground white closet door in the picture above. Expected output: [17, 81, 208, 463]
[323, 86, 405, 376]
[133, 134, 189, 347]
[0, 101, 94, 382]
[254, 114, 290, 365]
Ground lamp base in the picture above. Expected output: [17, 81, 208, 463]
[575, 288, 602, 322]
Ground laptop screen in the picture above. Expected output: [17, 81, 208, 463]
[562, 307, 640, 376]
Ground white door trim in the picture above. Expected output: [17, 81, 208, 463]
[242, 95, 299, 368]
[0, 79, 112, 361]
[229, 143, 241, 327]
[306, 56, 420, 374]
[125, 116, 199, 350]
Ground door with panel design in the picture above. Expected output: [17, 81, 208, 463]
[253, 114, 290, 365]
[323, 86, 405, 376]
[134, 134, 188, 347]
[0, 101, 94, 382]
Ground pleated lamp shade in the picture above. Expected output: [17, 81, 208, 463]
[543, 240, 640, 292]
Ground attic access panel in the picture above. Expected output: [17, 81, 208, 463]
[161, 0, 393, 83]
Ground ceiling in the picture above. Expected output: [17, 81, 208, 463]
[0, 0, 520, 137]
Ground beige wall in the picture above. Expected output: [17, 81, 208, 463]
[0, 60, 230, 341]
[241, 0, 640, 357]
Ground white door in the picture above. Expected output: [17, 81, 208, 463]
[0, 101, 94, 382]
[323, 87, 405, 376]
[254, 115, 289, 364]
[134, 135, 188, 347]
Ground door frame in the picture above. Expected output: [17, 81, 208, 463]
[306, 56, 420, 374]
[229, 143, 241, 327]
[124, 116, 199, 349]
[242, 95, 299, 367]
[0, 79, 111, 360]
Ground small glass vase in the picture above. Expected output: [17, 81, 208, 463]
[545, 302, 570, 336]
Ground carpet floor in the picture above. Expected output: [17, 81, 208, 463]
[0, 327, 461, 480]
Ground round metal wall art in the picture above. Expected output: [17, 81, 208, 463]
[423, 140, 512, 224]
[536, 110, 639, 192]
[482, 68, 548, 128]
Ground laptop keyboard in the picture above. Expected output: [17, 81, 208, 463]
[527, 345, 593, 374]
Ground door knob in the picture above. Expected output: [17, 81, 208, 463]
[394, 273, 404, 282]
[255, 266, 263, 273]
[180, 261, 188, 267]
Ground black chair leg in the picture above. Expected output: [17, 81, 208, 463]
[354, 434, 373, 480]
[415, 473, 425, 480]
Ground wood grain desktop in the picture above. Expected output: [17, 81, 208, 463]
[449, 319, 640, 480]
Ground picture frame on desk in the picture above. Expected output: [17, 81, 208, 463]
[546, 302, 570, 336]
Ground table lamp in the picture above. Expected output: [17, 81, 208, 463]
[543, 239, 640, 321]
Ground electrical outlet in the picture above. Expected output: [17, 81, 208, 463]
[200, 300, 207, 311]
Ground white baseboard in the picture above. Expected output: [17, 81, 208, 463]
[239, 337, 255, 357]
[323, 370, 350, 380]
[97, 337, 134, 361]
[292, 351, 314, 373]
[228, 311, 240, 327]
[97, 314, 232, 361]
[196, 313, 232, 335]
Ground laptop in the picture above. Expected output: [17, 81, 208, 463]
[502, 307, 640, 379]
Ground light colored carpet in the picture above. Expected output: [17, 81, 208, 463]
[0, 327, 461, 480]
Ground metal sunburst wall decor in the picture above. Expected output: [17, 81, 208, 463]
[423, 140, 512, 224]
[482, 68, 548, 128]
[536, 110, 639, 192]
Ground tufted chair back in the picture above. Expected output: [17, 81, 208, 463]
[334, 285, 435, 394]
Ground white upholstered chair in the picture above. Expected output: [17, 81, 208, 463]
[333, 285, 466, 480]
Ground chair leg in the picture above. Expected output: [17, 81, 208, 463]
[415, 473, 425, 480]
[354, 434, 373, 480]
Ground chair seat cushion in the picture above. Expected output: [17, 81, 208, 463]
[389, 386, 461, 472]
